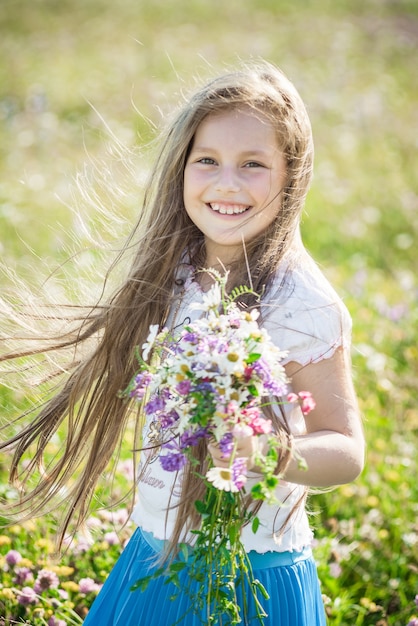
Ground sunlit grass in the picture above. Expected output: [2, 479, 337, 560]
[1, 0, 417, 624]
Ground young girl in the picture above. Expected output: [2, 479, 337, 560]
[1, 60, 364, 625]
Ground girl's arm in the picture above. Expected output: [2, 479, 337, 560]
[209, 349, 365, 489]
[283, 348, 365, 487]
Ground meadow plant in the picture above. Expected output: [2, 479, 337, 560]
[0, 487, 133, 625]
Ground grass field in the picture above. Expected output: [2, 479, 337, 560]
[0, 0, 417, 624]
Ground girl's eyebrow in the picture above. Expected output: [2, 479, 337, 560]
[190, 146, 274, 157]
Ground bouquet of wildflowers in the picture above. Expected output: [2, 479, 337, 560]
[125, 272, 313, 625]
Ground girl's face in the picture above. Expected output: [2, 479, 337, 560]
[183, 107, 287, 267]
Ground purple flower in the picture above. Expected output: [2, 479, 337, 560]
[129, 371, 153, 399]
[195, 381, 215, 394]
[180, 427, 208, 449]
[415, 594, 418, 610]
[104, 531, 119, 545]
[232, 458, 248, 490]
[34, 569, 59, 593]
[5, 549, 22, 566]
[17, 586, 37, 606]
[78, 577, 100, 594]
[182, 331, 198, 343]
[252, 358, 287, 396]
[48, 617, 67, 626]
[13, 566, 34, 585]
[205, 335, 227, 352]
[160, 451, 187, 472]
[145, 395, 166, 415]
[176, 379, 192, 395]
[407, 620, 418, 626]
[219, 432, 234, 458]
[159, 410, 180, 429]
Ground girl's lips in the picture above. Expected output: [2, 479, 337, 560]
[208, 202, 250, 215]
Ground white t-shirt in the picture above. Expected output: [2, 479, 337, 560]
[131, 260, 352, 553]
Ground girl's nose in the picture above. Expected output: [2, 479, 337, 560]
[214, 166, 241, 193]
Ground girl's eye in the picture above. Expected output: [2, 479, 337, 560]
[198, 157, 216, 165]
[244, 161, 263, 168]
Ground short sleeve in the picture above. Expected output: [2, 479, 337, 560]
[262, 264, 352, 367]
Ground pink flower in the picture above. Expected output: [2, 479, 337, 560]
[13, 566, 34, 585]
[79, 577, 100, 594]
[329, 562, 342, 578]
[34, 569, 59, 593]
[48, 617, 67, 626]
[104, 531, 119, 545]
[232, 423, 254, 439]
[243, 365, 254, 380]
[17, 586, 37, 606]
[5, 549, 22, 566]
[287, 391, 316, 415]
[226, 401, 240, 416]
[241, 404, 260, 421]
[249, 416, 272, 435]
[299, 391, 316, 415]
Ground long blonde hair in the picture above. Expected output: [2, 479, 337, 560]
[0, 59, 313, 546]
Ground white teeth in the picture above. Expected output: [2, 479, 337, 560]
[210, 203, 249, 215]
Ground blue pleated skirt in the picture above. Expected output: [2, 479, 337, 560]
[83, 528, 326, 625]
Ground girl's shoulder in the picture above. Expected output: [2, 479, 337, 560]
[262, 256, 352, 366]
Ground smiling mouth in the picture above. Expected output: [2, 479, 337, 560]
[209, 202, 250, 215]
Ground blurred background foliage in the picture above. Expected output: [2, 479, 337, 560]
[0, 0, 417, 624]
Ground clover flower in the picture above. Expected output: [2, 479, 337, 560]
[5, 549, 22, 566]
[17, 586, 37, 606]
[13, 566, 34, 585]
[104, 531, 120, 545]
[78, 577, 101, 594]
[34, 568, 59, 593]
[48, 617, 67, 626]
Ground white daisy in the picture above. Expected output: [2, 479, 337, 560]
[142, 324, 160, 361]
[206, 466, 238, 492]
[189, 283, 222, 312]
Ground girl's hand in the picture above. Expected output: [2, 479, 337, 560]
[208, 435, 262, 471]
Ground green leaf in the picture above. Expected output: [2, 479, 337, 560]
[194, 499, 208, 515]
[246, 352, 261, 364]
[246, 384, 259, 396]
[180, 542, 191, 562]
[169, 561, 187, 572]
[252, 516, 260, 534]
[265, 475, 279, 489]
[253, 578, 270, 600]
[130, 575, 152, 592]
[250, 483, 264, 500]
[228, 525, 238, 544]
